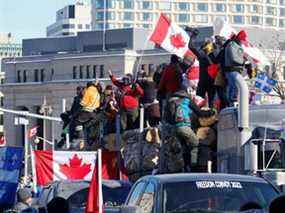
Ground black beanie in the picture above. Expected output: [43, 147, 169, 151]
[18, 188, 32, 202]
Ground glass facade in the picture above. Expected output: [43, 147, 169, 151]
[93, 1, 285, 30]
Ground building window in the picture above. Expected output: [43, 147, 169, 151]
[106, 23, 116, 29]
[107, 11, 116, 20]
[197, 3, 208, 12]
[34, 69, 39, 82]
[251, 16, 262, 25]
[250, 5, 259, 13]
[158, 2, 171, 10]
[141, 1, 153, 10]
[280, 19, 285, 27]
[17, 70, 21, 83]
[78, 24, 83, 29]
[107, 0, 115, 9]
[86, 65, 90, 79]
[96, 12, 104, 21]
[51, 68, 54, 80]
[79, 65, 84, 79]
[142, 24, 151, 28]
[233, 16, 244, 24]
[0, 96, 4, 107]
[232, 4, 244, 13]
[176, 2, 190, 11]
[86, 24, 90, 29]
[280, 8, 285, 16]
[142, 13, 153, 21]
[176, 14, 190, 22]
[62, 24, 75, 29]
[267, 0, 277, 3]
[95, 23, 104, 29]
[73, 66, 77, 79]
[23, 70, 27, 82]
[95, 0, 104, 9]
[123, 0, 134, 9]
[0, 114, 3, 125]
[40, 69, 45, 82]
[124, 12, 134, 21]
[266, 6, 276, 15]
[194, 15, 208, 23]
[265, 17, 276, 26]
[93, 65, 97, 79]
[215, 3, 226, 12]
[99, 65, 105, 78]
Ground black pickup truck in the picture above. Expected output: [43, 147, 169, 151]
[110, 173, 279, 213]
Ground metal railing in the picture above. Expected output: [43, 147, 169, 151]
[249, 138, 283, 171]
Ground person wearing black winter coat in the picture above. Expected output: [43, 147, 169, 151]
[188, 40, 216, 107]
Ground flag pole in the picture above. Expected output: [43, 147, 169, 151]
[24, 123, 29, 182]
[98, 149, 103, 213]
[30, 144, 37, 194]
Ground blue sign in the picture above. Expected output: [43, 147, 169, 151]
[0, 147, 23, 206]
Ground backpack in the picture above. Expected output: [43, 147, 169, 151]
[225, 41, 244, 67]
[164, 96, 192, 125]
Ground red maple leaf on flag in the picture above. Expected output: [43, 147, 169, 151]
[170, 33, 186, 49]
[59, 154, 91, 179]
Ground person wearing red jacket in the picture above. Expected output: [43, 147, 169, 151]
[108, 70, 144, 130]
[158, 55, 182, 97]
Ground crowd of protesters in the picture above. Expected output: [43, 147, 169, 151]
[58, 28, 256, 172]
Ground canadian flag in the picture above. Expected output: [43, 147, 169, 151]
[213, 18, 270, 68]
[28, 126, 38, 139]
[186, 60, 200, 89]
[33, 150, 125, 186]
[33, 150, 97, 186]
[149, 13, 196, 60]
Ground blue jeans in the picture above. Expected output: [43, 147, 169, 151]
[225, 72, 240, 104]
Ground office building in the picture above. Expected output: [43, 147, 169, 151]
[91, 0, 285, 30]
[0, 33, 22, 138]
[47, 2, 92, 37]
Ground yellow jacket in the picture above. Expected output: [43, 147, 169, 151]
[80, 85, 100, 112]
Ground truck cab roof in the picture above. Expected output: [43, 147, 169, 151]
[139, 173, 269, 185]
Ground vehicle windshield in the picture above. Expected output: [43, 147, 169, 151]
[163, 180, 278, 213]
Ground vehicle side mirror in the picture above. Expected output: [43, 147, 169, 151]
[269, 194, 285, 213]
[120, 205, 143, 213]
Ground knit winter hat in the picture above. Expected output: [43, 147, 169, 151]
[18, 188, 32, 202]
[236, 30, 247, 42]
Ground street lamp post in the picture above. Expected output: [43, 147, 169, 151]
[40, 96, 52, 150]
